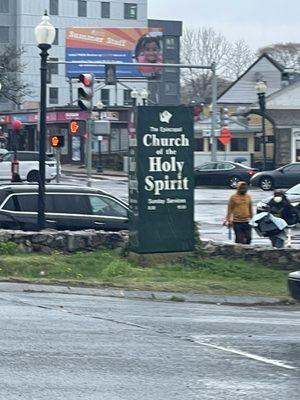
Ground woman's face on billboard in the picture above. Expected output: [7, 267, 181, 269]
[144, 41, 160, 63]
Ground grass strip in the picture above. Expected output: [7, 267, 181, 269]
[0, 250, 290, 298]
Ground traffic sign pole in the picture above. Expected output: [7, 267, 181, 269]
[211, 63, 218, 162]
[56, 148, 60, 183]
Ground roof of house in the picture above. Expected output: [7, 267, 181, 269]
[218, 53, 284, 105]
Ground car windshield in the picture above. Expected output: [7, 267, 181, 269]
[286, 184, 300, 195]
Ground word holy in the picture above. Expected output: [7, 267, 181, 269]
[148, 157, 184, 173]
[144, 157, 189, 195]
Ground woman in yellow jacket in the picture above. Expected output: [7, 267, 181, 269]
[225, 181, 253, 244]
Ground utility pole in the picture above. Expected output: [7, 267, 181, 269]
[211, 62, 218, 162]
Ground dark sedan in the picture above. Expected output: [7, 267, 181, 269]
[194, 161, 257, 188]
[0, 184, 129, 231]
[250, 163, 300, 191]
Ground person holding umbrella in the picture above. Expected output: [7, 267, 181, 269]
[225, 181, 253, 244]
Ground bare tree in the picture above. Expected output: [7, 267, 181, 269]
[181, 27, 231, 103]
[0, 46, 30, 106]
[225, 39, 254, 79]
[257, 42, 300, 68]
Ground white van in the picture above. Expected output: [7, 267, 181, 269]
[0, 151, 57, 182]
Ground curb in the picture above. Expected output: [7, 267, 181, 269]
[0, 282, 292, 307]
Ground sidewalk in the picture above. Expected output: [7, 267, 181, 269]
[62, 163, 128, 178]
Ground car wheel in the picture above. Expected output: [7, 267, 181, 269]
[260, 177, 273, 191]
[27, 170, 39, 182]
[228, 176, 240, 189]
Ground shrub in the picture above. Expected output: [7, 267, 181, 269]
[0, 242, 17, 255]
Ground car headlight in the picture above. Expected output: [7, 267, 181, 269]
[291, 202, 300, 207]
[257, 201, 267, 209]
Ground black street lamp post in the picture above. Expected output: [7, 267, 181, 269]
[35, 11, 55, 230]
[255, 81, 267, 171]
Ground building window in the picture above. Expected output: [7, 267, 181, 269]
[195, 138, 204, 151]
[0, 0, 9, 13]
[49, 58, 58, 75]
[78, 0, 87, 17]
[101, 89, 110, 106]
[49, 0, 59, 15]
[53, 28, 58, 45]
[165, 82, 177, 95]
[47, 58, 58, 83]
[0, 26, 9, 42]
[49, 87, 59, 104]
[123, 89, 133, 105]
[255, 137, 261, 152]
[101, 2, 110, 18]
[124, 3, 137, 19]
[165, 37, 176, 50]
[231, 138, 248, 152]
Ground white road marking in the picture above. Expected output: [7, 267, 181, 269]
[193, 340, 297, 370]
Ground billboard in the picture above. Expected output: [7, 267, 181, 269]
[65, 28, 163, 79]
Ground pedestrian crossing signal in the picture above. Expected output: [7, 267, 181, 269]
[68, 120, 85, 136]
[50, 135, 64, 148]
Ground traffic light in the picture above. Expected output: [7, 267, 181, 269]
[50, 135, 65, 148]
[78, 74, 94, 111]
[105, 64, 116, 85]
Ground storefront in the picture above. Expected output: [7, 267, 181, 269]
[0, 106, 131, 166]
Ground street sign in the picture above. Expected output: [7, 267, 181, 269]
[93, 120, 111, 136]
[218, 127, 232, 145]
[129, 106, 195, 254]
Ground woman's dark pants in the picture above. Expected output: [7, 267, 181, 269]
[233, 222, 252, 244]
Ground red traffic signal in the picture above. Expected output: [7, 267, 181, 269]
[78, 74, 94, 111]
[79, 74, 94, 87]
[50, 135, 65, 148]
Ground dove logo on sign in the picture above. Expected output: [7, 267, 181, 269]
[159, 110, 173, 124]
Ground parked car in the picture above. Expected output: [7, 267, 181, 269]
[194, 161, 257, 188]
[250, 163, 300, 191]
[0, 151, 57, 182]
[256, 183, 300, 220]
[0, 184, 129, 231]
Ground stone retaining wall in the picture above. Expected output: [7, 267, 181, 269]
[0, 230, 128, 253]
[200, 239, 300, 270]
[0, 229, 300, 270]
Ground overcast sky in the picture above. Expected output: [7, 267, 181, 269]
[148, 0, 300, 50]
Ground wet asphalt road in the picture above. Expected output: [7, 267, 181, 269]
[62, 174, 300, 246]
[0, 290, 299, 400]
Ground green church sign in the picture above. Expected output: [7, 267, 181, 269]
[129, 106, 195, 254]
